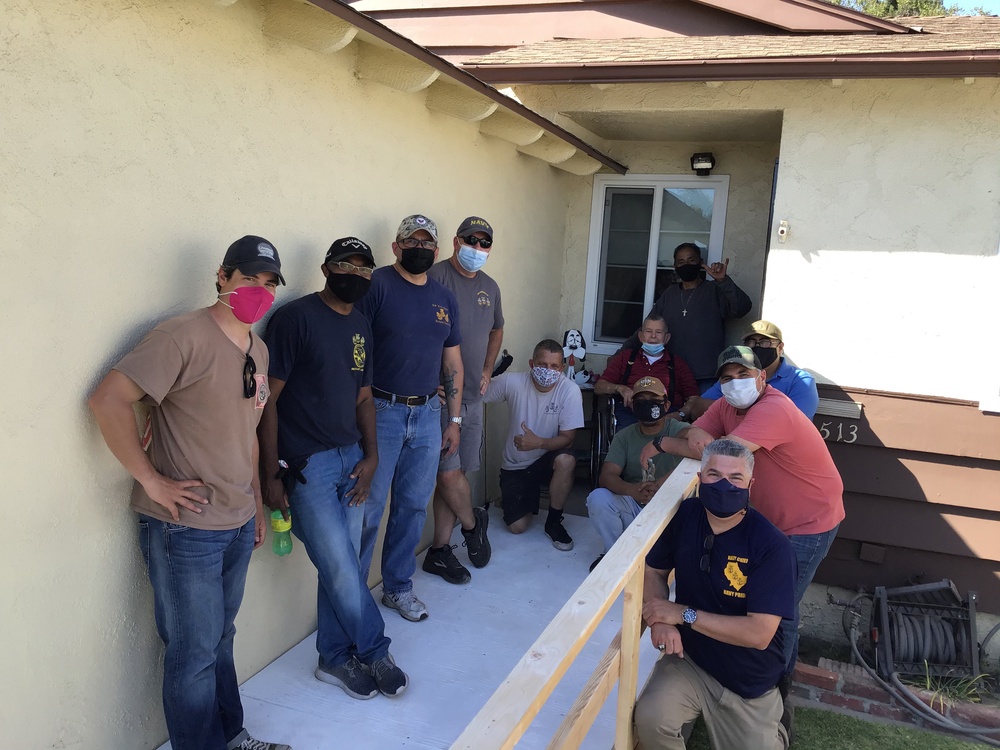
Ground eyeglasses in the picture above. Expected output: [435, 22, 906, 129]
[397, 238, 437, 251]
[243, 353, 257, 399]
[461, 235, 492, 249]
[699, 533, 715, 574]
[328, 260, 374, 278]
[744, 337, 780, 348]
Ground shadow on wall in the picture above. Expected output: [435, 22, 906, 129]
[809, 379, 1000, 612]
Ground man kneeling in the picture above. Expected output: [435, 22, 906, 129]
[635, 439, 795, 750]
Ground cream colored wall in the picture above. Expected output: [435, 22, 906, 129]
[0, 1, 576, 747]
[522, 79, 1000, 403]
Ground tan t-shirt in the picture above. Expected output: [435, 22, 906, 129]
[114, 308, 269, 530]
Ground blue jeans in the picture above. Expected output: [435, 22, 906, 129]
[289, 444, 390, 667]
[781, 524, 840, 673]
[586, 488, 643, 553]
[361, 398, 442, 596]
[139, 514, 255, 750]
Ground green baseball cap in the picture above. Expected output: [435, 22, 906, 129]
[716, 345, 762, 377]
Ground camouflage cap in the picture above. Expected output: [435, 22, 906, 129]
[396, 214, 438, 243]
[744, 320, 783, 342]
[716, 346, 762, 377]
[632, 376, 666, 398]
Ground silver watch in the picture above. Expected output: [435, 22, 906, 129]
[449, 416, 463, 426]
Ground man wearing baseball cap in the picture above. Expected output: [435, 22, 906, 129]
[358, 215, 464, 622]
[586, 376, 692, 572]
[642, 345, 844, 734]
[687, 321, 818, 420]
[259, 237, 409, 699]
[422, 216, 502, 584]
[89, 236, 290, 750]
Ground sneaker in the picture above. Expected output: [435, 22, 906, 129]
[382, 588, 429, 621]
[462, 506, 492, 568]
[238, 736, 292, 750]
[364, 652, 409, 697]
[545, 519, 574, 551]
[589, 553, 605, 573]
[314, 655, 378, 700]
[422, 544, 471, 584]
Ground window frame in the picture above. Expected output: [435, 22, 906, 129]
[582, 173, 731, 356]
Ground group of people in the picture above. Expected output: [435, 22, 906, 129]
[88, 227, 843, 750]
[584, 242, 843, 748]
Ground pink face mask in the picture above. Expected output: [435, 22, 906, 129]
[219, 285, 274, 324]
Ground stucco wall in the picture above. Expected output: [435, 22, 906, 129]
[0, 1, 576, 747]
[522, 79, 1000, 403]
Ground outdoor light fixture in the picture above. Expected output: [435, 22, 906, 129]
[691, 152, 716, 176]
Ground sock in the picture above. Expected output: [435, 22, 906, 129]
[545, 507, 563, 527]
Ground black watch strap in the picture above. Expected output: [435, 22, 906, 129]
[653, 435, 666, 454]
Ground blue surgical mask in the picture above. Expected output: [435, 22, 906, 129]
[531, 366, 562, 388]
[457, 245, 489, 273]
[698, 478, 750, 519]
[641, 342, 665, 356]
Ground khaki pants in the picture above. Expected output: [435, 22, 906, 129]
[634, 654, 788, 750]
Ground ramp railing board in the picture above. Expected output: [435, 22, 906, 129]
[451, 458, 700, 750]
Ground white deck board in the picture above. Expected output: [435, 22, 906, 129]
[159, 509, 662, 749]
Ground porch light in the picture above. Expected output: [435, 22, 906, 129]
[690, 152, 716, 176]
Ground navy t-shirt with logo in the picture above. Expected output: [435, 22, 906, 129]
[646, 497, 796, 699]
[357, 265, 462, 397]
[265, 293, 373, 461]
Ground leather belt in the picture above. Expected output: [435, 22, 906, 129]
[372, 387, 435, 406]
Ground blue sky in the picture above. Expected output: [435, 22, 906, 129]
[964, 0, 1000, 12]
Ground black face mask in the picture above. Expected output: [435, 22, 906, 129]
[400, 247, 435, 275]
[326, 273, 371, 304]
[751, 346, 779, 369]
[632, 399, 665, 423]
[675, 264, 702, 282]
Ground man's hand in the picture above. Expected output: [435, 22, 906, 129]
[141, 474, 208, 522]
[634, 481, 657, 504]
[480, 369, 491, 396]
[263, 476, 289, 521]
[702, 257, 730, 282]
[617, 385, 634, 409]
[686, 426, 714, 457]
[650, 623, 684, 658]
[513, 422, 543, 452]
[346, 455, 378, 506]
[254, 504, 267, 550]
[436, 384, 447, 406]
[639, 440, 660, 468]
[643, 598, 685, 627]
[441, 422, 461, 458]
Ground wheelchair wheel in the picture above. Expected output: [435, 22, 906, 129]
[590, 394, 615, 490]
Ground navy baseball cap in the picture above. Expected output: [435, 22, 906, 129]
[223, 235, 285, 285]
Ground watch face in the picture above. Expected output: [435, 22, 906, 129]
[683, 608, 697, 625]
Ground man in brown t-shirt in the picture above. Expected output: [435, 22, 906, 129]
[89, 235, 292, 750]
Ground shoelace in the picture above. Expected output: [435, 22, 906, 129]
[371, 657, 396, 682]
[241, 739, 272, 750]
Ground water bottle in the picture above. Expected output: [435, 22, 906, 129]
[271, 510, 293, 556]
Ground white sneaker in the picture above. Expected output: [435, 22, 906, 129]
[381, 589, 428, 621]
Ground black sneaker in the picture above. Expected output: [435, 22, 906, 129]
[545, 520, 574, 551]
[462, 506, 492, 568]
[589, 553, 605, 572]
[364, 652, 409, 697]
[422, 544, 471, 584]
[314, 655, 378, 700]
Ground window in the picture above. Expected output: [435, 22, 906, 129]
[582, 174, 730, 355]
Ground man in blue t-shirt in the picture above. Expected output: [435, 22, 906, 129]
[259, 237, 408, 700]
[357, 215, 464, 623]
[635, 438, 795, 750]
[686, 320, 819, 420]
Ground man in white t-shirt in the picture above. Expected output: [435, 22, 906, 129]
[484, 339, 585, 550]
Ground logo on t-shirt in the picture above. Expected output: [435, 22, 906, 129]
[476, 291, 491, 308]
[724, 557, 748, 598]
[544, 401, 561, 415]
[352, 333, 366, 372]
[254, 373, 269, 410]
[433, 304, 451, 325]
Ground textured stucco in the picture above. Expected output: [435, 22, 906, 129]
[519, 79, 1000, 402]
[0, 1, 575, 747]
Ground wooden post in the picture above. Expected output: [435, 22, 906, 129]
[615, 563, 644, 749]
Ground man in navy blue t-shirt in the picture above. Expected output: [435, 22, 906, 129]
[635, 438, 795, 750]
[259, 237, 408, 700]
[357, 214, 464, 623]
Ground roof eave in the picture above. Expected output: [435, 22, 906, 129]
[688, 0, 914, 34]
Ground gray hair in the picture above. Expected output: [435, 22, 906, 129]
[701, 438, 754, 474]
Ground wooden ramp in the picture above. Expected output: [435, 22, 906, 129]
[159, 510, 662, 749]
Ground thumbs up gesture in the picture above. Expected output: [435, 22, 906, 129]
[513, 421, 543, 452]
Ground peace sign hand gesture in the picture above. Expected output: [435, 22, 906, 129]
[702, 257, 730, 282]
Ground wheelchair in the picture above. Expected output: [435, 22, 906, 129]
[589, 392, 623, 490]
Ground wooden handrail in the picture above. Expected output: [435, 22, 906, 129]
[450, 458, 700, 750]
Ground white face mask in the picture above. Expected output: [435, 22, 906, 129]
[720, 377, 761, 409]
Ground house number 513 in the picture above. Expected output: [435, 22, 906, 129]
[818, 421, 858, 444]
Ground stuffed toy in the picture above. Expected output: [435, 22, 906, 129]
[562, 329, 594, 386]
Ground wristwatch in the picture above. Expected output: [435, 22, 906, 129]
[682, 607, 698, 627]
[449, 416, 463, 426]
[652, 435, 666, 454]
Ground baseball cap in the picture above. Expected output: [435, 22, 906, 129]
[744, 320, 783, 342]
[632, 376, 666, 398]
[223, 235, 285, 285]
[456, 216, 494, 239]
[396, 214, 438, 243]
[325, 237, 376, 267]
[716, 346, 761, 376]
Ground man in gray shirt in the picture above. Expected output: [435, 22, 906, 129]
[424, 216, 503, 584]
